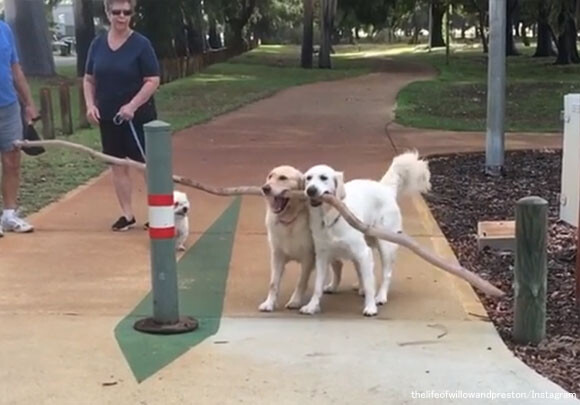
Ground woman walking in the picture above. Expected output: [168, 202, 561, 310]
[83, 0, 160, 231]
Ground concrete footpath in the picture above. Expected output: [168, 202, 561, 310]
[0, 61, 575, 405]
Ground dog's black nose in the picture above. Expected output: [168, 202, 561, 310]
[182, 207, 188, 213]
[261, 184, 271, 195]
[306, 186, 318, 197]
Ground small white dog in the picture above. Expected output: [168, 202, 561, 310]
[260, 165, 342, 312]
[300, 150, 431, 316]
[173, 190, 190, 251]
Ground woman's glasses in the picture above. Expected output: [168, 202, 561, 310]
[110, 9, 133, 16]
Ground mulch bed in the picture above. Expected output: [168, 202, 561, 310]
[423, 149, 579, 396]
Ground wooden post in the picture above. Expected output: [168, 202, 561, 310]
[59, 84, 73, 135]
[513, 196, 548, 345]
[77, 80, 89, 129]
[39, 87, 55, 140]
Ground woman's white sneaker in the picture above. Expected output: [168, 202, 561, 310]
[1, 215, 34, 233]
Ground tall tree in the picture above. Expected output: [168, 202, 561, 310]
[463, 0, 489, 52]
[223, 0, 257, 49]
[551, 0, 580, 64]
[133, 0, 182, 58]
[430, 0, 446, 47]
[4, 0, 56, 76]
[182, 0, 207, 55]
[73, 0, 95, 77]
[205, 0, 224, 48]
[319, 0, 337, 68]
[506, 0, 520, 55]
[532, 0, 557, 57]
[301, 0, 314, 68]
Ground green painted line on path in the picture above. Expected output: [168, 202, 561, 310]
[114, 197, 242, 382]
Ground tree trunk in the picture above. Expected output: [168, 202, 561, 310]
[430, 1, 445, 47]
[477, 9, 488, 53]
[506, 0, 520, 56]
[226, 21, 245, 50]
[555, 18, 580, 65]
[208, 18, 222, 49]
[533, 19, 556, 57]
[190, 0, 206, 53]
[5, 0, 56, 76]
[318, 0, 336, 69]
[301, 0, 314, 68]
[73, 0, 95, 77]
[134, 0, 180, 59]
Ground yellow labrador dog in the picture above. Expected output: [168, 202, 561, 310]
[260, 165, 342, 312]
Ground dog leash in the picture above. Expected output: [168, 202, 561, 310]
[113, 113, 147, 162]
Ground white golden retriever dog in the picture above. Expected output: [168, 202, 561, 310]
[173, 190, 190, 251]
[300, 151, 431, 316]
[260, 165, 342, 312]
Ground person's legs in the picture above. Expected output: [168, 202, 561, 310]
[0, 102, 32, 233]
[100, 120, 137, 231]
[111, 164, 134, 220]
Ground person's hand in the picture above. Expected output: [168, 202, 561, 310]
[86, 105, 100, 125]
[24, 104, 39, 125]
[117, 103, 136, 121]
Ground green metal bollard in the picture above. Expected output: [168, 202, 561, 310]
[133, 120, 198, 334]
[513, 196, 547, 345]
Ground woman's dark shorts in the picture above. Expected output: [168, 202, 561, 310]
[99, 120, 146, 163]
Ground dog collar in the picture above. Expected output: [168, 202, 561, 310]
[322, 212, 341, 228]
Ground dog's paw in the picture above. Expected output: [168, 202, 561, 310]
[375, 291, 388, 306]
[363, 303, 378, 317]
[285, 297, 302, 310]
[258, 300, 276, 312]
[299, 302, 320, 315]
[323, 283, 337, 294]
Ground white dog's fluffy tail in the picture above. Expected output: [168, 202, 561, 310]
[380, 150, 431, 197]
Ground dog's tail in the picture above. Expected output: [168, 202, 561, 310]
[380, 150, 431, 197]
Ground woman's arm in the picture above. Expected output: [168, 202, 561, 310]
[83, 74, 100, 124]
[121, 76, 160, 114]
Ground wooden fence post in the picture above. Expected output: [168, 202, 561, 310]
[59, 84, 73, 135]
[39, 87, 55, 140]
[513, 196, 548, 345]
[77, 80, 89, 129]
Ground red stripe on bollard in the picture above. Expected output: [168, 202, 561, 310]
[149, 226, 176, 239]
[148, 194, 174, 206]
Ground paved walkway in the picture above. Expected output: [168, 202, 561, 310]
[0, 61, 574, 404]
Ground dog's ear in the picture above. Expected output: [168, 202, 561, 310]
[334, 172, 346, 199]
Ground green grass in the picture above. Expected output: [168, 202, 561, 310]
[394, 44, 580, 132]
[9, 45, 374, 216]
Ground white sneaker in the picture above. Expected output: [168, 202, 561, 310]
[0, 227, 3, 237]
[1, 215, 34, 233]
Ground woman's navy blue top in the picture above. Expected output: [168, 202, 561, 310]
[85, 31, 160, 120]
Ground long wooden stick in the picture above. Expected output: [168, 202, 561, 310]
[16, 139, 505, 297]
[319, 194, 504, 297]
[15, 140, 262, 196]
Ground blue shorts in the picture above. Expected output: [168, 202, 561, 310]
[0, 102, 23, 152]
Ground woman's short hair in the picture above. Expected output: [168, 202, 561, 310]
[103, 0, 137, 12]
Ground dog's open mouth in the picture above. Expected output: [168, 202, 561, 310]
[309, 191, 330, 207]
[270, 196, 290, 214]
[309, 199, 322, 207]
